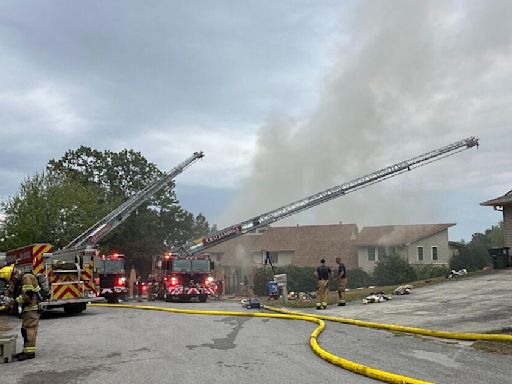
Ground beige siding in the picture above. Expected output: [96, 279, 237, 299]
[407, 230, 450, 266]
[357, 247, 407, 272]
[504, 206, 512, 249]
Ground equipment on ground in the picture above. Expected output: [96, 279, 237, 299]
[152, 252, 216, 302]
[3, 152, 204, 314]
[94, 253, 128, 303]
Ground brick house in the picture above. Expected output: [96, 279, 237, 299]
[355, 224, 455, 272]
[206, 224, 359, 295]
[481, 189, 512, 249]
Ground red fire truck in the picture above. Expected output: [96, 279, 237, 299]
[94, 253, 128, 304]
[153, 252, 216, 302]
[5, 243, 101, 314]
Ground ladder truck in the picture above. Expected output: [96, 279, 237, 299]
[154, 137, 479, 301]
[6, 151, 204, 314]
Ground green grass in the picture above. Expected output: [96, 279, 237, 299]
[472, 328, 512, 355]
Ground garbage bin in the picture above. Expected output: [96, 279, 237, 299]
[488, 247, 510, 269]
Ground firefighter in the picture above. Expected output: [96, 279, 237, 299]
[336, 257, 347, 306]
[9, 268, 41, 361]
[135, 276, 143, 302]
[314, 258, 331, 310]
[148, 276, 157, 302]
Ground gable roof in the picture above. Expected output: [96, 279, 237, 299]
[355, 224, 455, 247]
[206, 223, 359, 268]
[481, 189, 512, 207]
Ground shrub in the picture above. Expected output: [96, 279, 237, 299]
[413, 264, 450, 280]
[450, 244, 490, 272]
[253, 265, 317, 296]
[373, 254, 417, 286]
[346, 268, 372, 289]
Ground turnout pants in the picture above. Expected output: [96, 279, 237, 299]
[338, 278, 347, 304]
[316, 280, 329, 307]
[21, 310, 40, 354]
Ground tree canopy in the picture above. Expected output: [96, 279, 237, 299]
[0, 147, 212, 276]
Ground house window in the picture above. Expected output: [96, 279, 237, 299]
[268, 251, 279, 264]
[417, 246, 424, 261]
[432, 246, 438, 261]
[368, 247, 376, 261]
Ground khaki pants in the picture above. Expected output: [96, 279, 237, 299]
[338, 278, 347, 304]
[21, 310, 40, 354]
[316, 280, 329, 306]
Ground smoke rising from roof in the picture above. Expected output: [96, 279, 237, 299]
[221, 0, 512, 231]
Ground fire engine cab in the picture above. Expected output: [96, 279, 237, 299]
[94, 253, 128, 303]
[153, 252, 215, 302]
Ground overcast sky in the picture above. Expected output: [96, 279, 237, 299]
[1, 1, 511, 242]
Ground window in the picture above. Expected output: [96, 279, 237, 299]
[368, 247, 376, 261]
[432, 246, 438, 261]
[417, 246, 424, 261]
[264, 251, 279, 265]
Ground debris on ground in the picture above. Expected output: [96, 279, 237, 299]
[363, 292, 392, 304]
[447, 269, 468, 278]
[394, 285, 413, 295]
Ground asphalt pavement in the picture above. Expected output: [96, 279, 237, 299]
[2, 269, 512, 384]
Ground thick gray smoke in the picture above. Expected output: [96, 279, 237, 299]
[222, 1, 512, 229]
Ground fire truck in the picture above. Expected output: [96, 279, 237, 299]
[5, 243, 100, 314]
[94, 253, 128, 303]
[153, 252, 215, 302]
[153, 137, 479, 301]
[3, 151, 204, 314]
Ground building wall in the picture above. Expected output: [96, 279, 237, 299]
[357, 230, 450, 272]
[357, 247, 407, 272]
[504, 205, 512, 249]
[406, 230, 450, 266]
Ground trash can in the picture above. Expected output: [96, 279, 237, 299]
[488, 247, 510, 269]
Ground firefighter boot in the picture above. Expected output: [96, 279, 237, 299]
[338, 300, 346, 306]
[316, 303, 322, 310]
[17, 352, 35, 361]
[321, 302, 328, 309]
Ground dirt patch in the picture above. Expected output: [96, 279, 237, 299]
[472, 329, 512, 355]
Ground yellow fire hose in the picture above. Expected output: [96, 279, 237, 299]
[92, 303, 433, 384]
[264, 305, 512, 342]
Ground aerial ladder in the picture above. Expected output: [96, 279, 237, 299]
[64, 151, 205, 251]
[185, 137, 479, 255]
[9, 151, 204, 314]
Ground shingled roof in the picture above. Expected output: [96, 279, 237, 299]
[355, 224, 455, 247]
[481, 189, 512, 207]
[207, 224, 359, 268]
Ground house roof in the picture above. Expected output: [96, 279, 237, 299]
[207, 223, 359, 268]
[480, 189, 512, 207]
[355, 224, 455, 247]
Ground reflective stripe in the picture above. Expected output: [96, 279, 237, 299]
[23, 305, 39, 312]
[16, 296, 24, 304]
[23, 347, 36, 353]
[22, 284, 41, 293]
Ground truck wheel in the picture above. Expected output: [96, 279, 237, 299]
[64, 303, 86, 314]
[107, 296, 119, 304]
[199, 295, 207, 303]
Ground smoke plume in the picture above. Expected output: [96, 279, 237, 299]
[222, 0, 512, 229]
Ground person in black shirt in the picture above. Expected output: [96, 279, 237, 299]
[336, 257, 347, 306]
[314, 259, 331, 310]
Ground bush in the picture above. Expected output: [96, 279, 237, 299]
[346, 268, 372, 289]
[450, 244, 490, 272]
[413, 264, 450, 280]
[373, 254, 417, 286]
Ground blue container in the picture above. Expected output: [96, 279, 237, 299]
[267, 281, 279, 298]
